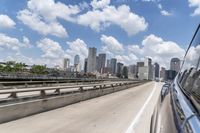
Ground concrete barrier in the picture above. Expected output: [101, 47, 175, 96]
[0, 82, 145, 124]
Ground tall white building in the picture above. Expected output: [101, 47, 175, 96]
[87, 47, 97, 73]
[138, 57, 153, 80]
[63, 58, 70, 70]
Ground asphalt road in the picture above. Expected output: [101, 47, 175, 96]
[0, 81, 162, 133]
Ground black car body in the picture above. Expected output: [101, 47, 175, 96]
[151, 25, 200, 133]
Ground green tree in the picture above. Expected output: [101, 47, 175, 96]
[4, 61, 15, 72]
[0, 64, 4, 72]
[14, 62, 26, 72]
[31, 65, 48, 75]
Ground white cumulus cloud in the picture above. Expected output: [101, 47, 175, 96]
[0, 14, 16, 29]
[128, 34, 185, 67]
[0, 33, 30, 51]
[100, 34, 185, 67]
[91, 0, 110, 9]
[37, 38, 65, 59]
[160, 10, 172, 16]
[101, 35, 124, 56]
[66, 38, 88, 65]
[77, 5, 148, 36]
[17, 0, 81, 37]
[188, 0, 200, 16]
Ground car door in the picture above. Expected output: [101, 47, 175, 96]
[151, 24, 200, 133]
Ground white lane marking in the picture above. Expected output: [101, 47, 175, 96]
[125, 82, 157, 133]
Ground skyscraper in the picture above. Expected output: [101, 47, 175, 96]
[106, 59, 111, 67]
[116, 62, 123, 78]
[74, 55, 80, 65]
[97, 53, 106, 73]
[138, 58, 153, 80]
[170, 58, 181, 73]
[84, 58, 88, 73]
[87, 47, 97, 73]
[145, 57, 153, 80]
[154, 62, 160, 78]
[74, 55, 81, 72]
[63, 58, 70, 70]
[160, 67, 166, 81]
[111, 58, 117, 74]
[96, 56, 99, 72]
[122, 66, 128, 78]
[128, 64, 137, 78]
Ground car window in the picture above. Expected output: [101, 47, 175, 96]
[178, 26, 200, 108]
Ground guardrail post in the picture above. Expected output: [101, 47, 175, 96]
[99, 85, 102, 89]
[79, 86, 83, 92]
[0, 83, 3, 89]
[43, 82, 46, 87]
[8, 92, 18, 98]
[25, 82, 28, 88]
[40, 90, 46, 97]
[55, 89, 61, 95]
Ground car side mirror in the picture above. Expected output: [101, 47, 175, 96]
[161, 84, 170, 102]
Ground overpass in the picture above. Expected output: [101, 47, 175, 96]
[0, 79, 162, 133]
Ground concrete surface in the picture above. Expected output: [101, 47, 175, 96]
[0, 83, 141, 123]
[0, 82, 162, 133]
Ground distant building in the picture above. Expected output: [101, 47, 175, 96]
[102, 67, 111, 74]
[63, 58, 70, 70]
[96, 56, 99, 72]
[116, 62, 123, 78]
[128, 64, 137, 79]
[122, 66, 128, 78]
[146, 58, 153, 80]
[106, 59, 111, 68]
[137, 62, 145, 67]
[84, 58, 88, 73]
[74, 55, 80, 65]
[111, 58, 117, 75]
[154, 63, 160, 79]
[165, 70, 177, 80]
[138, 58, 153, 80]
[97, 53, 106, 73]
[74, 55, 81, 72]
[87, 47, 97, 73]
[136, 62, 145, 76]
[170, 58, 181, 73]
[160, 67, 166, 81]
[138, 66, 148, 80]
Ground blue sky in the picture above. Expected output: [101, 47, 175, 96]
[0, 0, 200, 68]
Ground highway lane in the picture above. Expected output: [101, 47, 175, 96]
[0, 81, 162, 133]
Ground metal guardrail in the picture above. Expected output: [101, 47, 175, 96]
[0, 79, 139, 89]
[0, 81, 141, 99]
[0, 79, 106, 89]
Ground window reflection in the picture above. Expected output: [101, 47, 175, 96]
[179, 28, 200, 109]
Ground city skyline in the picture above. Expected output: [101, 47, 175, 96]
[0, 0, 200, 68]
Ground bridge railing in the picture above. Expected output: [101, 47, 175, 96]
[0, 81, 141, 99]
[0, 79, 107, 89]
[0, 78, 140, 89]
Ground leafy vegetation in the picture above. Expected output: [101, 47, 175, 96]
[0, 61, 26, 73]
[0, 61, 47, 75]
[30, 65, 48, 75]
